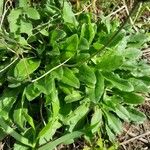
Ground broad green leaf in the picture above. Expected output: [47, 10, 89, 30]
[47, 80, 60, 117]
[123, 48, 142, 60]
[129, 78, 149, 93]
[97, 51, 123, 71]
[79, 64, 96, 87]
[13, 93, 27, 129]
[14, 58, 40, 80]
[0, 89, 18, 119]
[38, 131, 83, 150]
[95, 71, 104, 102]
[127, 107, 146, 123]
[59, 83, 73, 95]
[64, 102, 90, 132]
[91, 107, 102, 133]
[106, 124, 116, 141]
[131, 63, 150, 77]
[0, 117, 33, 147]
[50, 29, 66, 44]
[62, 1, 78, 27]
[80, 23, 97, 44]
[34, 75, 54, 95]
[43, 80, 60, 145]
[105, 111, 122, 135]
[38, 120, 61, 145]
[78, 37, 89, 50]
[20, 20, 33, 36]
[24, 7, 40, 20]
[61, 67, 80, 88]
[115, 104, 130, 122]
[103, 72, 134, 92]
[19, 0, 30, 7]
[128, 33, 149, 48]
[50, 61, 64, 80]
[62, 34, 79, 58]
[64, 91, 82, 103]
[25, 83, 41, 101]
[86, 87, 95, 101]
[23, 111, 35, 130]
[14, 143, 29, 150]
[8, 9, 22, 33]
[117, 91, 144, 104]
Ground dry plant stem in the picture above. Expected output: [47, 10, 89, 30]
[31, 58, 71, 83]
[124, 128, 148, 144]
[107, 6, 126, 18]
[40, 99, 46, 126]
[120, 131, 150, 145]
[75, 4, 92, 16]
[0, 0, 12, 28]
[123, 0, 138, 32]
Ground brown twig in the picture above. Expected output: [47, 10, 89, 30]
[120, 131, 150, 145]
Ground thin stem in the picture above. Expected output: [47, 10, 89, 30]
[0, 57, 18, 73]
[31, 58, 71, 83]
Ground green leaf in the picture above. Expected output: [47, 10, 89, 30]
[64, 102, 90, 132]
[0, 117, 33, 147]
[20, 20, 33, 36]
[0, 89, 18, 119]
[34, 75, 54, 95]
[64, 91, 82, 103]
[78, 37, 89, 50]
[95, 71, 104, 102]
[123, 48, 142, 60]
[103, 72, 134, 92]
[106, 124, 116, 141]
[38, 131, 83, 150]
[38, 120, 61, 145]
[114, 104, 130, 122]
[79, 64, 96, 87]
[50, 29, 66, 44]
[97, 51, 123, 71]
[129, 78, 149, 93]
[127, 107, 146, 123]
[117, 91, 144, 104]
[14, 143, 29, 150]
[128, 33, 149, 48]
[23, 111, 35, 130]
[62, 1, 78, 27]
[25, 83, 41, 101]
[105, 111, 122, 135]
[8, 9, 22, 33]
[61, 67, 80, 88]
[14, 58, 40, 80]
[13, 99, 27, 129]
[62, 34, 79, 58]
[86, 87, 95, 101]
[19, 0, 30, 7]
[91, 107, 102, 133]
[80, 23, 97, 44]
[24, 7, 40, 20]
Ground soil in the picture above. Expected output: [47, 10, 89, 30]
[118, 100, 150, 150]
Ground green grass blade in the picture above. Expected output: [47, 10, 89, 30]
[0, 117, 33, 147]
[38, 131, 83, 150]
